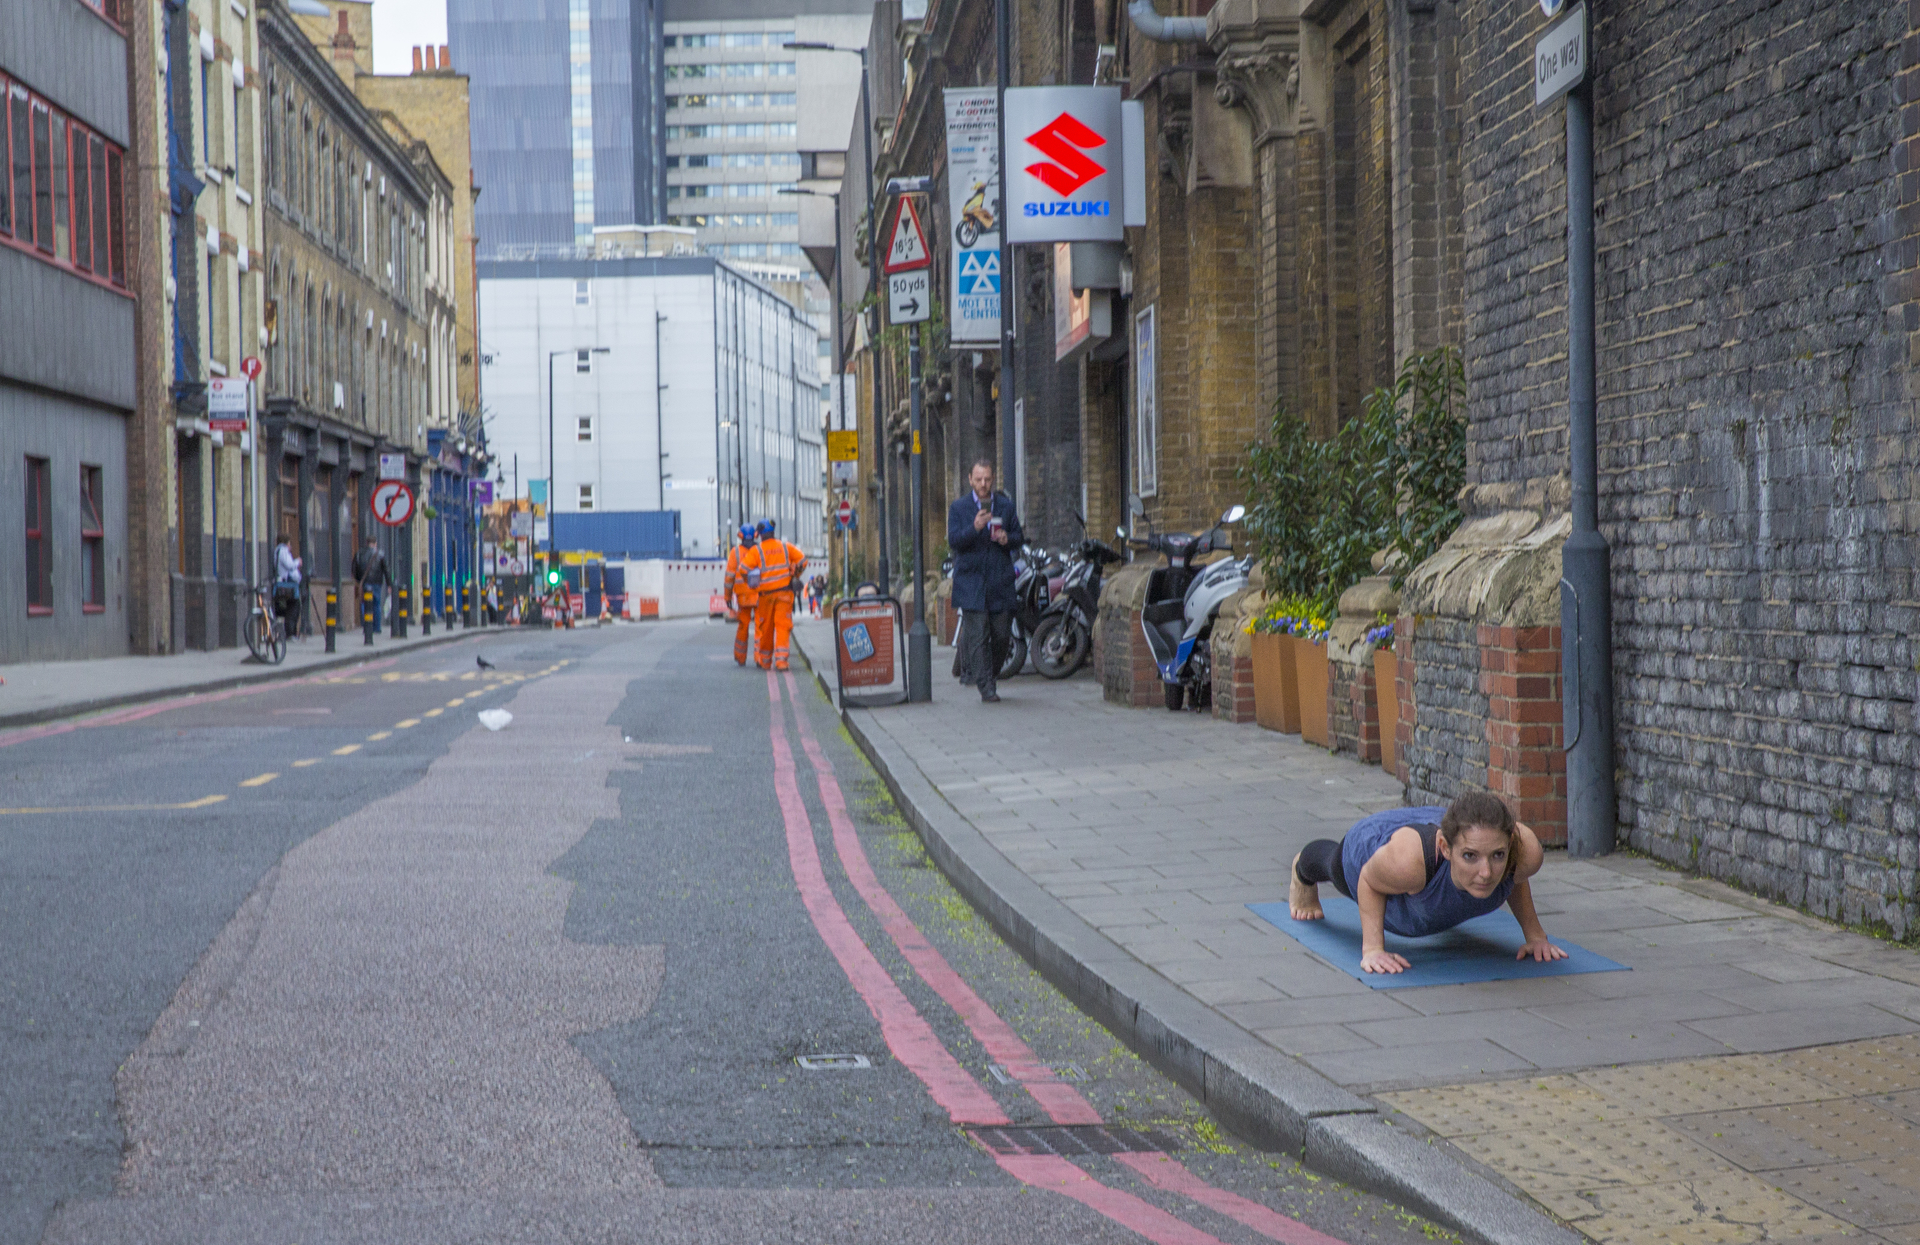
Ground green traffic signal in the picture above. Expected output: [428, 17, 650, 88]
[546, 567, 562, 586]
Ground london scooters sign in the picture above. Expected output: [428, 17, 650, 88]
[1004, 86, 1125, 244]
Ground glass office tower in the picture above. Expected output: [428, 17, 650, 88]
[450, 0, 666, 256]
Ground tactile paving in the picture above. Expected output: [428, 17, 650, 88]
[1780, 1033, 1920, 1097]
[1774, 1160, 1920, 1227]
[1380, 1076, 1627, 1138]
[1578, 1055, 1838, 1116]
[1667, 1098, 1920, 1171]
[1568, 1173, 1843, 1244]
[1450, 1117, 1736, 1193]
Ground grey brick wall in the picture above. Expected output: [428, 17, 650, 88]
[1458, 0, 1919, 933]
[1403, 617, 1487, 805]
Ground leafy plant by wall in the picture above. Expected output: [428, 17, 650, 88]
[1239, 346, 1467, 614]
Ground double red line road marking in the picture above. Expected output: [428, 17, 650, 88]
[767, 670, 1347, 1245]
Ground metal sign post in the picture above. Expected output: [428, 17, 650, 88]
[884, 194, 935, 703]
[1537, 3, 1613, 858]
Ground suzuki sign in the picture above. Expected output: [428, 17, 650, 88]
[1005, 87, 1125, 244]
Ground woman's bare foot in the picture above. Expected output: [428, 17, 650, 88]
[1289, 853, 1324, 920]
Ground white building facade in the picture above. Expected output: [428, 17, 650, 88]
[479, 254, 823, 560]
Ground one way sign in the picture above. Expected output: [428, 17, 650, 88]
[888, 269, 931, 325]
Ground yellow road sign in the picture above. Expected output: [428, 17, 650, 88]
[827, 430, 859, 462]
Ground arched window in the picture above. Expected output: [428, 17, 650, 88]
[263, 76, 276, 190]
[300, 107, 312, 221]
[320, 290, 332, 401]
[268, 260, 282, 394]
[304, 281, 316, 406]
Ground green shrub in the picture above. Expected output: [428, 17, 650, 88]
[1238, 346, 1467, 613]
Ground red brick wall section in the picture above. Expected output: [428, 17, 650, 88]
[1212, 631, 1256, 723]
[1479, 623, 1566, 846]
[1330, 657, 1383, 764]
[1393, 617, 1415, 788]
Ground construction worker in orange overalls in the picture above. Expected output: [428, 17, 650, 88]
[748, 518, 806, 670]
[724, 523, 760, 666]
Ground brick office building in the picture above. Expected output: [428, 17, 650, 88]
[259, 0, 444, 629]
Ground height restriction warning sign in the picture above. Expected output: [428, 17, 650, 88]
[884, 197, 931, 273]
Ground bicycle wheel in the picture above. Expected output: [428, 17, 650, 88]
[244, 605, 270, 662]
[266, 616, 287, 664]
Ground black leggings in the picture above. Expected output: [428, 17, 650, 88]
[1295, 838, 1354, 899]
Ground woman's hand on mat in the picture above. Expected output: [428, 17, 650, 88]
[1360, 949, 1411, 974]
[1516, 937, 1568, 963]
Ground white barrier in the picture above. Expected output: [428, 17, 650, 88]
[612, 559, 726, 619]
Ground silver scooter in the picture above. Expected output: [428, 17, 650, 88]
[1129, 504, 1248, 711]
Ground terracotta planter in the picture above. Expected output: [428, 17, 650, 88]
[1251, 630, 1300, 733]
[1295, 636, 1331, 747]
[1374, 647, 1399, 774]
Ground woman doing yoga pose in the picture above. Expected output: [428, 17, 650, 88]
[1289, 791, 1566, 974]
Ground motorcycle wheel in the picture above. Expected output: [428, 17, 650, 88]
[957, 220, 979, 248]
[999, 634, 1028, 680]
[1164, 681, 1184, 711]
[1031, 614, 1089, 679]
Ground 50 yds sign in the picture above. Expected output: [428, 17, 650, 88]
[370, 480, 416, 527]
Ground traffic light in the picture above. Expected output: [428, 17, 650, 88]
[546, 566, 562, 588]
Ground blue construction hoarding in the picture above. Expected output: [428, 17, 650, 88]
[551, 511, 682, 560]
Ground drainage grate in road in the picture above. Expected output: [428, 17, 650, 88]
[966, 1125, 1180, 1157]
[988, 1062, 1088, 1086]
[795, 1053, 874, 1070]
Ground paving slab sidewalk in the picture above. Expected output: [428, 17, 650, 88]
[0, 623, 503, 728]
[793, 619, 1920, 1245]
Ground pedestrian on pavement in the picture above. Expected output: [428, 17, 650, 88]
[351, 537, 389, 631]
[947, 459, 1024, 702]
[747, 518, 806, 670]
[272, 532, 305, 642]
[725, 524, 759, 666]
[1288, 791, 1566, 975]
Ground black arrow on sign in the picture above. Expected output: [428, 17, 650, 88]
[900, 298, 921, 315]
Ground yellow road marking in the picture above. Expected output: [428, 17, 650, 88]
[460, 671, 477, 680]
[367, 731, 392, 741]
[332, 744, 361, 755]
[396, 719, 420, 729]
[292, 758, 322, 767]
[240, 773, 278, 788]
[446, 698, 466, 707]
[0, 794, 227, 815]
[423, 708, 443, 718]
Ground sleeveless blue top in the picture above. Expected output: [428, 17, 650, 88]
[1340, 805, 1516, 938]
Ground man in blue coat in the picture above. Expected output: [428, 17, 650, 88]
[947, 459, 1025, 702]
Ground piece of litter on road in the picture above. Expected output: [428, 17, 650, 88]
[477, 709, 513, 732]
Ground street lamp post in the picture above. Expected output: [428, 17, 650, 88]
[780, 184, 851, 597]
[548, 346, 609, 575]
[785, 40, 887, 592]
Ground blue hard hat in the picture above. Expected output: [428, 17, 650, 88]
[756, 519, 775, 536]
[738, 524, 756, 543]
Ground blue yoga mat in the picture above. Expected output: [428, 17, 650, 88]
[1247, 895, 1629, 989]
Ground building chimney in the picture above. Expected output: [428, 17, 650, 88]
[438, 45, 451, 70]
[412, 46, 424, 73]
[332, 9, 357, 62]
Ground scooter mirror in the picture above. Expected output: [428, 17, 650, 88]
[1222, 504, 1246, 524]
[1116, 525, 1128, 539]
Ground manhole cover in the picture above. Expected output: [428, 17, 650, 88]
[966, 1125, 1179, 1157]
[988, 1062, 1088, 1086]
[795, 1054, 873, 1071]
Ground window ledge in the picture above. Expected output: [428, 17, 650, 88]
[82, 604, 105, 615]
[203, 166, 223, 185]
[235, 186, 253, 206]
[26, 606, 52, 617]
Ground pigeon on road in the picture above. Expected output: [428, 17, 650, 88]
[476, 655, 495, 671]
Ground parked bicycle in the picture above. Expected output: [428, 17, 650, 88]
[244, 582, 288, 665]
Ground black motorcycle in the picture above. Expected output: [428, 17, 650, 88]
[1031, 528, 1123, 680]
[951, 547, 1059, 681]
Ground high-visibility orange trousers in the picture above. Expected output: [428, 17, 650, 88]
[755, 591, 793, 669]
[733, 602, 758, 665]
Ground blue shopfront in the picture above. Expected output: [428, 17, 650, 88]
[425, 427, 491, 622]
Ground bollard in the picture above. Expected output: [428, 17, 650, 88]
[325, 588, 337, 653]
[362, 587, 376, 646]
[461, 582, 471, 629]
[422, 585, 433, 636]
[392, 581, 405, 640]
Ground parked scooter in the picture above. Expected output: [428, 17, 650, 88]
[1131, 505, 1249, 710]
[1031, 521, 1123, 679]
